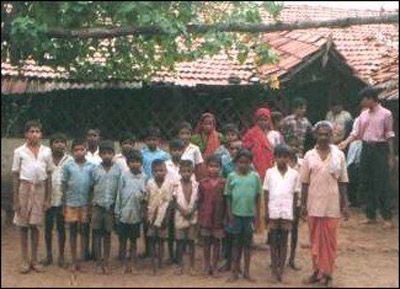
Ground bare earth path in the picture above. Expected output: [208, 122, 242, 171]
[2, 209, 398, 287]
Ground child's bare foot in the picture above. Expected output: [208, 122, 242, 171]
[174, 266, 184, 275]
[218, 261, 231, 272]
[20, 261, 31, 274]
[123, 264, 132, 274]
[243, 274, 257, 283]
[288, 261, 301, 271]
[322, 275, 334, 288]
[102, 263, 111, 275]
[41, 256, 53, 266]
[57, 256, 65, 268]
[302, 271, 321, 284]
[227, 273, 239, 283]
[382, 220, 394, 229]
[211, 271, 222, 278]
[31, 262, 45, 273]
[95, 264, 103, 274]
[189, 268, 197, 276]
[359, 219, 377, 225]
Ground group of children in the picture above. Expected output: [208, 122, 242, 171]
[12, 116, 304, 283]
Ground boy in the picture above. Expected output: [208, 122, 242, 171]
[86, 128, 102, 165]
[62, 139, 95, 272]
[115, 150, 147, 274]
[12, 120, 54, 273]
[114, 132, 136, 173]
[173, 160, 199, 275]
[42, 133, 72, 268]
[224, 149, 262, 282]
[221, 140, 243, 178]
[177, 122, 204, 180]
[146, 159, 177, 275]
[141, 127, 171, 179]
[91, 140, 122, 274]
[198, 155, 225, 277]
[287, 150, 303, 270]
[140, 127, 170, 258]
[215, 123, 240, 160]
[264, 145, 300, 282]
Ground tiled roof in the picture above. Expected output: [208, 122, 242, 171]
[1, 4, 398, 98]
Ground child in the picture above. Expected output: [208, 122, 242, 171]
[198, 155, 225, 277]
[42, 133, 72, 268]
[114, 132, 136, 173]
[85, 128, 102, 165]
[287, 150, 303, 270]
[115, 150, 147, 274]
[12, 120, 54, 273]
[221, 140, 243, 178]
[224, 149, 262, 282]
[91, 140, 122, 274]
[140, 127, 170, 258]
[146, 159, 178, 275]
[141, 126, 171, 179]
[177, 122, 204, 180]
[263, 145, 300, 282]
[215, 123, 240, 160]
[173, 160, 199, 275]
[62, 139, 95, 272]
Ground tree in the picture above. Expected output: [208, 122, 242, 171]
[1, 2, 398, 83]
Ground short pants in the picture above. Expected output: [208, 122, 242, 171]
[199, 227, 225, 239]
[225, 215, 254, 246]
[175, 226, 198, 241]
[116, 222, 141, 241]
[64, 205, 89, 224]
[91, 205, 114, 232]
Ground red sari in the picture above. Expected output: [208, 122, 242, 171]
[242, 108, 274, 234]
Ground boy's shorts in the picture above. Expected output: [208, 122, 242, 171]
[200, 227, 225, 239]
[91, 205, 114, 232]
[175, 225, 198, 241]
[116, 222, 141, 240]
[13, 180, 46, 227]
[147, 226, 168, 239]
[64, 205, 89, 224]
[225, 215, 254, 246]
[269, 219, 292, 231]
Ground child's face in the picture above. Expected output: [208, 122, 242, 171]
[202, 117, 214, 134]
[275, 154, 289, 169]
[286, 157, 296, 168]
[180, 166, 193, 182]
[228, 141, 242, 159]
[256, 115, 269, 130]
[170, 147, 184, 161]
[128, 160, 142, 174]
[315, 126, 332, 145]
[73, 145, 86, 160]
[86, 130, 100, 147]
[207, 162, 221, 177]
[51, 139, 66, 154]
[145, 137, 158, 151]
[237, 156, 251, 174]
[153, 163, 167, 182]
[226, 131, 238, 143]
[25, 126, 42, 145]
[179, 128, 191, 145]
[121, 140, 134, 155]
[100, 149, 115, 165]
[294, 105, 307, 118]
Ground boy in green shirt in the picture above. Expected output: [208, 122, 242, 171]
[224, 149, 262, 282]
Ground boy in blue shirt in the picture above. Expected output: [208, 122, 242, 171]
[91, 140, 122, 274]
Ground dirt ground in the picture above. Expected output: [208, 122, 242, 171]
[1, 208, 398, 288]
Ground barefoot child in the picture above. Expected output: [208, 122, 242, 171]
[264, 145, 300, 282]
[215, 123, 240, 160]
[114, 132, 136, 173]
[12, 120, 54, 274]
[146, 159, 177, 275]
[198, 155, 225, 277]
[173, 160, 199, 275]
[62, 139, 95, 272]
[91, 141, 122, 274]
[115, 150, 147, 274]
[42, 133, 72, 268]
[224, 149, 262, 282]
[141, 127, 171, 259]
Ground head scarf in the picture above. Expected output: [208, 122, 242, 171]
[194, 113, 221, 156]
[242, 107, 273, 180]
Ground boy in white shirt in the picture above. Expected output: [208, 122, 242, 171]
[12, 120, 54, 273]
[114, 132, 136, 173]
[263, 145, 300, 283]
[172, 160, 199, 275]
[177, 122, 204, 180]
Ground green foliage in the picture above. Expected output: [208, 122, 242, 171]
[2, 1, 284, 83]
